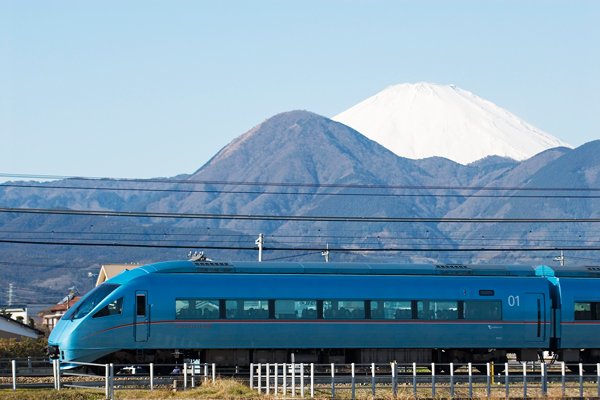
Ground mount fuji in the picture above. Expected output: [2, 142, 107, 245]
[332, 83, 572, 164]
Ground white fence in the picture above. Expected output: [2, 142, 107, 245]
[250, 361, 600, 398]
[4, 358, 600, 398]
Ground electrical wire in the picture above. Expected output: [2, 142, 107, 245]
[2, 206, 600, 223]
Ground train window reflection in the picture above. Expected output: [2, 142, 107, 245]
[323, 300, 365, 319]
[93, 298, 123, 319]
[463, 300, 502, 320]
[176, 299, 220, 320]
[226, 300, 269, 319]
[574, 302, 600, 320]
[275, 300, 317, 319]
[418, 301, 458, 320]
[371, 301, 412, 320]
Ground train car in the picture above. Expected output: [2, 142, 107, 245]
[48, 260, 572, 371]
[545, 266, 600, 371]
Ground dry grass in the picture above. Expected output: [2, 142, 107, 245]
[2, 378, 599, 399]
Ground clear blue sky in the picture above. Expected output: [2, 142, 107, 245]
[1, 1, 598, 181]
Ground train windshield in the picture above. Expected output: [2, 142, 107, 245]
[62, 284, 121, 320]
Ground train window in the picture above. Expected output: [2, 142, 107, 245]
[417, 301, 458, 320]
[176, 299, 220, 320]
[69, 283, 121, 320]
[274, 300, 317, 319]
[323, 300, 365, 319]
[226, 300, 269, 319]
[479, 290, 495, 296]
[370, 301, 412, 320]
[92, 298, 123, 319]
[463, 300, 502, 320]
[574, 302, 600, 320]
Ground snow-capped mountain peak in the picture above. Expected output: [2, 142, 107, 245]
[332, 83, 572, 164]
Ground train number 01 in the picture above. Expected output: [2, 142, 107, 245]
[508, 295, 520, 307]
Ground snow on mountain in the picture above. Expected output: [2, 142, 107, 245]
[332, 83, 572, 164]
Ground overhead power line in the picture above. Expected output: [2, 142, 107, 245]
[2, 173, 600, 192]
[2, 206, 600, 223]
[3, 182, 600, 199]
[1, 238, 600, 252]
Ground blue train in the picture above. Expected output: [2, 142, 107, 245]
[48, 261, 600, 371]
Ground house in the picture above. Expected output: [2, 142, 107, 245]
[0, 313, 44, 340]
[95, 264, 144, 286]
[0, 304, 28, 323]
[39, 297, 82, 332]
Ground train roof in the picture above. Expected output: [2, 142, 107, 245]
[115, 261, 600, 279]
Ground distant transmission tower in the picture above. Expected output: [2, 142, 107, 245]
[8, 283, 14, 306]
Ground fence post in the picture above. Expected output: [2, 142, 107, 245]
[11, 359, 16, 392]
[311, 363, 315, 398]
[371, 362, 376, 397]
[109, 363, 114, 400]
[184, 362, 188, 390]
[292, 362, 296, 396]
[27, 356, 32, 374]
[275, 363, 278, 394]
[283, 363, 287, 395]
[105, 364, 110, 399]
[150, 363, 154, 392]
[266, 363, 270, 395]
[486, 363, 491, 397]
[191, 362, 195, 388]
[331, 362, 335, 397]
[542, 362, 548, 396]
[505, 362, 509, 398]
[523, 362, 527, 397]
[212, 362, 215, 383]
[392, 362, 396, 398]
[413, 362, 417, 397]
[562, 361, 566, 397]
[450, 363, 455, 398]
[250, 363, 254, 390]
[579, 363, 583, 397]
[204, 362, 208, 383]
[431, 362, 436, 398]
[301, 363, 305, 397]
[468, 362, 472, 398]
[52, 359, 56, 390]
[258, 363, 262, 394]
[597, 363, 600, 397]
[351, 363, 355, 399]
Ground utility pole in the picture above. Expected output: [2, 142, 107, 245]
[553, 250, 565, 266]
[255, 233, 264, 262]
[322, 243, 330, 263]
[8, 283, 14, 306]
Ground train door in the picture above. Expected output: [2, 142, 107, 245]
[135, 291, 149, 342]
[524, 293, 546, 343]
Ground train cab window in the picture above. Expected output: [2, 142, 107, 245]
[226, 300, 269, 319]
[68, 283, 121, 320]
[176, 299, 220, 320]
[323, 300, 365, 319]
[371, 301, 412, 320]
[274, 300, 317, 319]
[417, 301, 458, 320]
[463, 300, 502, 320]
[574, 302, 600, 320]
[92, 297, 123, 318]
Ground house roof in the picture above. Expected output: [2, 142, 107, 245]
[0, 313, 44, 338]
[96, 264, 144, 286]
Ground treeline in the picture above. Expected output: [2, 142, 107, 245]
[0, 338, 47, 358]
